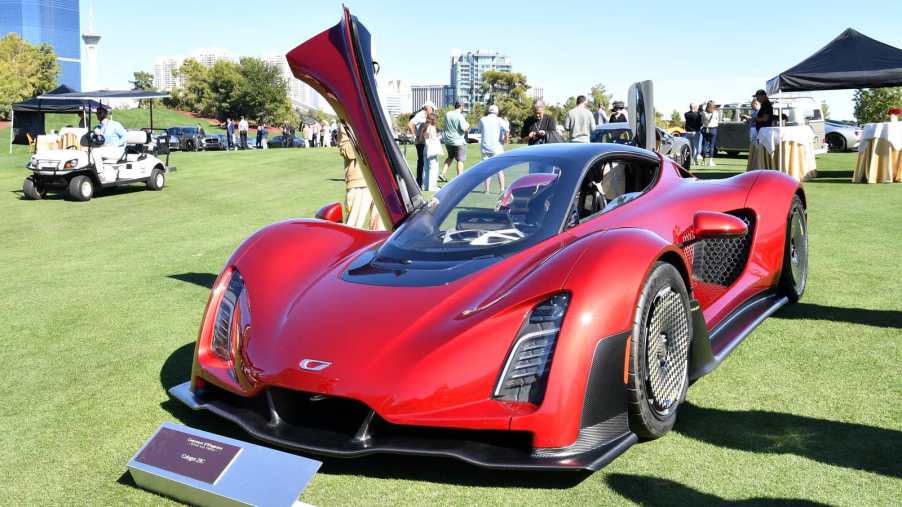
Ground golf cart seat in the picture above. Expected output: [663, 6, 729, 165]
[121, 130, 153, 162]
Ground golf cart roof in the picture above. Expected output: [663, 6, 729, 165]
[36, 90, 170, 101]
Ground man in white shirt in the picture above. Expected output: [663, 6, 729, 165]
[91, 107, 127, 181]
[479, 104, 508, 192]
[238, 117, 249, 149]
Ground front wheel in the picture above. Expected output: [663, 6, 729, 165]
[22, 176, 46, 200]
[627, 262, 692, 439]
[778, 195, 808, 302]
[826, 133, 846, 152]
[67, 175, 94, 201]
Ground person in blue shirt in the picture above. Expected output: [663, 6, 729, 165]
[91, 107, 128, 178]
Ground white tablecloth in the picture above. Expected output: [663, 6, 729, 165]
[755, 126, 814, 154]
[859, 121, 902, 151]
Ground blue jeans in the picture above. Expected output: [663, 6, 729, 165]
[686, 131, 702, 158]
[702, 128, 718, 158]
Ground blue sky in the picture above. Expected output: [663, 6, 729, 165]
[84, 0, 902, 120]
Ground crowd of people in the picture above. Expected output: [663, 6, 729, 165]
[217, 117, 340, 150]
[683, 89, 776, 166]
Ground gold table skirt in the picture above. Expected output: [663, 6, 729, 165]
[746, 142, 817, 181]
[853, 138, 902, 183]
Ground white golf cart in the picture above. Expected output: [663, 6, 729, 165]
[14, 90, 175, 201]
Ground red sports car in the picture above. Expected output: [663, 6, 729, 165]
[170, 9, 809, 471]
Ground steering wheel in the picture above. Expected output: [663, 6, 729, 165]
[89, 132, 105, 147]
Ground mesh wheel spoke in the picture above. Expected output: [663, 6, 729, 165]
[644, 286, 690, 415]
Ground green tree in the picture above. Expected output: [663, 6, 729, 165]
[175, 58, 211, 113]
[204, 59, 244, 119]
[589, 83, 612, 113]
[0, 33, 59, 119]
[669, 109, 683, 128]
[132, 71, 154, 90]
[479, 70, 533, 136]
[853, 87, 902, 124]
[820, 100, 830, 120]
[435, 105, 453, 130]
[654, 109, 666, 128]
[235, 57, 290, 124]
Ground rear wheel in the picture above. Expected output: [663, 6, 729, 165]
[778, 195, 808, 302]
[22, 176, 46, 200]
[627, 262, 692, 439]
[68, 175, 94, 201]
[147, 168, 165, 191]
[826, 133, 847, 152]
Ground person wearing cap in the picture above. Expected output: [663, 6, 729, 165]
[564, 95, 597, 143]
[609, 101, 628, 123]
[479, 104, 508, 192]
[440, 100, 469, 182]
[754, 90, 774, 131]
[408, 100, 435, 188]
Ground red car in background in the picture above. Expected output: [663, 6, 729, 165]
[170, 8, 809, 471]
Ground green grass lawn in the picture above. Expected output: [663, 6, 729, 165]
[0, 127, 900, 506]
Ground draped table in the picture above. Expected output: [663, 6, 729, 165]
[747, 126, 817, 181]
[853, 121, 902, 183]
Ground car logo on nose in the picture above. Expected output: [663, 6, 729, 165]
[299, 359, 332, 371]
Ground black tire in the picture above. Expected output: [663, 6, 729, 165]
[680, 146, 691, 169]
[67, 175, 94, 202]
[185, 140, 196, 152]
[826, 133, 846, 152]
[627, 262, 693, 439]
[22, 176, 46, 200]
[147, 168, 165, 191]
[778, 195, 808, 302]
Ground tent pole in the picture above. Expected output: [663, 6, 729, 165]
[150, 100, 154, 130]
[8, 108, 13, 155]
[778, 89, 783, 172]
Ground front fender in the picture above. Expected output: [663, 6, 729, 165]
[510, 228, 687, 448]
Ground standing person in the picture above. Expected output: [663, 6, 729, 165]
[684, 103, 703, 164]
[595, 103, 609, 125]
[746, 99, 762, 144]
[302, 123, 312, 148]
[564, 95, 597, 143]
[311, 121, 320, 147]
[339, 123, 384, 230]
[609, 101, 628, 123]
[520, 100, 558, 146]
[753, 89, 775, 131]
[225, 118, 235, 151]
[407, 100, 435, 188]
[420, 113, 441, 191]
[196, 123, 206, 138]
[479, 104, 508, 192]
[238, 117, 249, 149]
[319, 121, 328, 147]
[256, 122, 266, 149]
[701, 101, 720, 166]
[440, 100, 469, 182]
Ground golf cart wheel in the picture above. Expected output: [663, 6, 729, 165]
[22, 176, 46, 200]
[826, 133, 846, 152]
[778, 195, 808, 302]
[68, 175, 94, 202]
[627, 262, 692, 439]
[680, 146, 691, 169]
[147, 168, 165, 191]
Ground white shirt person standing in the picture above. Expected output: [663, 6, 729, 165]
[479, 104, 509, 193]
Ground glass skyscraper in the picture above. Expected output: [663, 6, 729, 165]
[0, 0, 82, 90]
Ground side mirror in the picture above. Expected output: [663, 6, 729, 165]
[690, 211, 747, 240]
[315, 202, 343, 224]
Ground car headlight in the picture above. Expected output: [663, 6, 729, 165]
[494, 293, 570, 404]
[60, 158, 79, 169]
[210, 270, 247, 361]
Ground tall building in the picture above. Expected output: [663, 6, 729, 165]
[411, 84, 453, 112]
[529, 87, 544, 102]
[450, 50, 512, 112]
[152, 57, 181, 91]
[380, 80, 412, 118]
[190, 48, 232, 68]
[261, 53, 329, 113]
[0, 0, 82, 89]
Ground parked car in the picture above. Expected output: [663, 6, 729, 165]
[466, 127, 481, 144]
[269, 135, 306, 148]
[716, 98, 827, 155]
[170, 10, 809, 472]
[592, 123, 693, 169]
[166, 126, 205, 151]
[824, 120, 861, 151]
[201, 134, 227, 151]
[395, 131, 415, 145]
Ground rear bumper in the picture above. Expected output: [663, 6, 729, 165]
[169, 381, 636, 471]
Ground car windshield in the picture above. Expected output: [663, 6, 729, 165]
[592, 127, 632, 144]
[182, 127, 199, 135]
[377, 154, 578, 262]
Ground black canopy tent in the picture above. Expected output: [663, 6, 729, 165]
[766, 28, 902, 94]
[8, 89, 168, 154]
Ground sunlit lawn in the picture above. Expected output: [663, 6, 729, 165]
[0, 119, 899, 506]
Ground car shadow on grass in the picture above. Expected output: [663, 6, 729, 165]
[674, 403, 902, 479]
[10, 185, 149, 200]
[774, 302, 902, 329]
[606, 473, 830, 506]
[168, 272, 217, 290]
[157, 342, 590, 489]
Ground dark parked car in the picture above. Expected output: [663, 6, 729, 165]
[269, 135, 306, 148]
[201, 134, 227, 151]
[166, 126, 205, 151]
